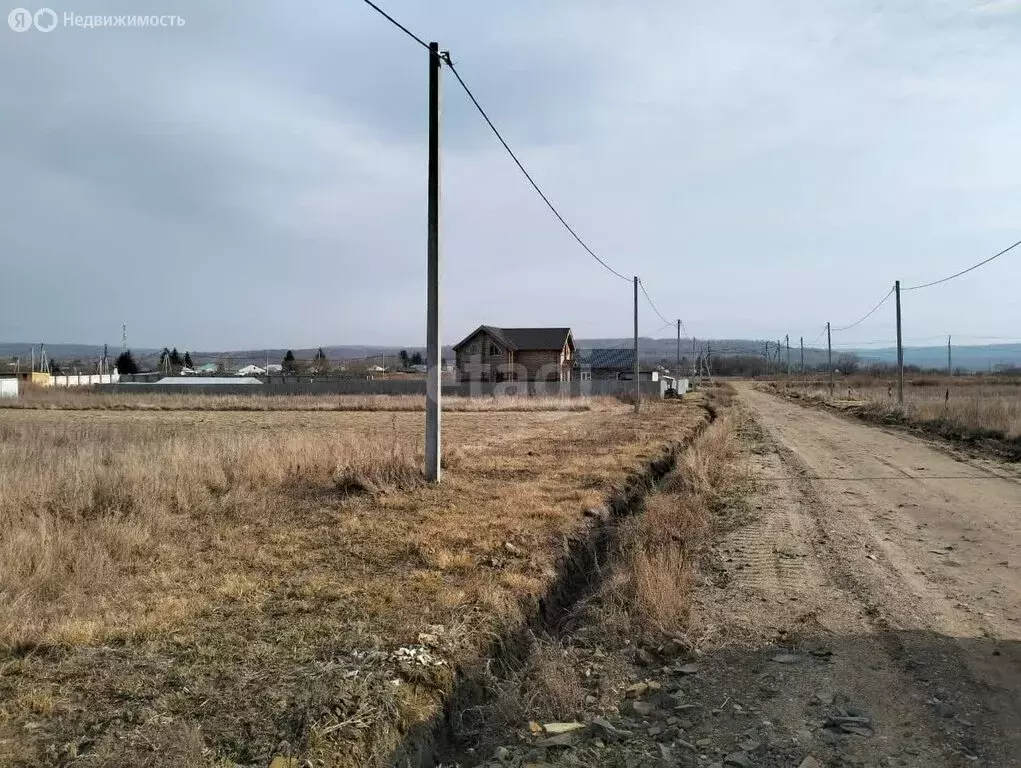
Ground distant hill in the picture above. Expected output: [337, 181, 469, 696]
[842, 343, 1021, 371]
[3, 339, 1019, 373]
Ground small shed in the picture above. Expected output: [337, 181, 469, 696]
[0, 378, 18, 398]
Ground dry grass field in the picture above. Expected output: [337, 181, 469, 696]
[777, 375, 1021, 442]
[0, 397, 709, 766]
[0, 389, 616, 412]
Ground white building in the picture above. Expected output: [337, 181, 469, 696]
[236, 365, 266, 376]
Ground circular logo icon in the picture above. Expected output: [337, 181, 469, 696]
[8, 7, 33, 30]
[34, 7, 57, 31]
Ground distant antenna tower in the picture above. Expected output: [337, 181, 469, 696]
[39, 343, 50, 374]
[101, 343, 109, 375]
[121, 323, 128, 354]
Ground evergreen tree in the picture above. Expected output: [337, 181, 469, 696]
[170, 348, 183, 367]
[410, 351, 424, 366]
[399, 350, 409, 369]
[115, 350, 139, 375]
[282, 350, 297, 373]
[184, 351, 194, 368]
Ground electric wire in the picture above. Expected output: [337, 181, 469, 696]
[831, 289, 894, 332]
[903, 238, 1021, 291]
[443, 58, 632, 283]
[638, 279, 672, 327]
[358, 0, 432, 51]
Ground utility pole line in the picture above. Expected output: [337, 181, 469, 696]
[947, 335, 952, 377]
[424, 41, 442, 483]
[895, 280, 904, 405]
[633, 276, 640, 413]
[827, 322, 833, 397]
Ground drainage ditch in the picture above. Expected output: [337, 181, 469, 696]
[389, 402, 717, 767]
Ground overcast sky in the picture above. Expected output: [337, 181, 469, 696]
[2, 0, 1019, 351]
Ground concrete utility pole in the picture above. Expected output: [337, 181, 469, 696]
[800, 336, 804, 375]
[676, 319, 681, 379]
[633, 276, 640, 413]
[424, 41, 442, 482]
[764, 341, 769, 376]
[690, 336, 696, 380]
[827, 322, 833, 397]
[947, 335, 952, 376]
[895, 279, 904, 405]
[786, 334, 790, 377]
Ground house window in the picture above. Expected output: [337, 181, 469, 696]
[489, 343, 501, 357]
[580, 367, 592, 382]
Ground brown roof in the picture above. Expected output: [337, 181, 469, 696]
[453, 325, 574, 352]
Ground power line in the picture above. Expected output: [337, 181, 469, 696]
[809, 325, 828, 345]
[359, 0, 431, 51]
[831, 288, 894, 332]
[903, 237, 1021, 291]
[443, 58, 631, 283]
[650, 320, 675, 336]
[638, 279, 672, 326]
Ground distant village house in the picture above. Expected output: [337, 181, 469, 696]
[453, 326, 575, 382]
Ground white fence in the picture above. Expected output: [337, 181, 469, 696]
[50, 373, 120, 388]
[0, 379, 18, 398]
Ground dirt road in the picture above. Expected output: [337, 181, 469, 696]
[700, 385, 1021, 766]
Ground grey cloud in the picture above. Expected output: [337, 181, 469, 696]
[1, 0, 1019, 350]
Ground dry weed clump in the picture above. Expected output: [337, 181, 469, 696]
[604, 414, 737, 637]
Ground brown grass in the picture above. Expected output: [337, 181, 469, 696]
[1, 389, 619, 413]
[603, 412, 737, 637]
[0, 419, 423, 649]
[0, 399, 706, 766]
[777, 376, 1021, 440]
